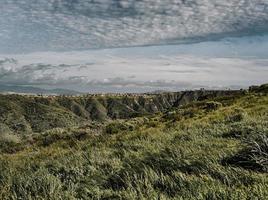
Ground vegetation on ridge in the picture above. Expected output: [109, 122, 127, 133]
[0, 84, 267, 199]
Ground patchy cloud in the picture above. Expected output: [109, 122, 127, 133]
[0, 44, 267, 93]
[1, 1, 267, 93]
[1, 0, 268, 53]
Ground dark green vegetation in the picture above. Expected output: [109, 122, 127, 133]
[0, 84, 268, 199]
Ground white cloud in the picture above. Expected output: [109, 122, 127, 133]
[0, 45, 267, 92]
[1, 0, 268, 52]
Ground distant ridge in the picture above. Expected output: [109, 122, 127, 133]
[0, 87, 247, 133]
[0, 84, 81, 95]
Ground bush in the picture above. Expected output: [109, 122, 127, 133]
[226, 108, 247, 123]
[162, 111, 181, 121]
[249, 84, 268, 93]
[39, 128, 67, 146]
[0, 132, 21, 153]
[205, 101, 222, 111]
[105, 121, 134, 134]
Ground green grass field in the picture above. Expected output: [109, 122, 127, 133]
[0, 85, 268, 199]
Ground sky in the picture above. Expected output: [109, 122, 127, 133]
[0, 0, 268, 93]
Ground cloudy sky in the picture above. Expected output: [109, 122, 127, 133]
[0, 0, 268, 93]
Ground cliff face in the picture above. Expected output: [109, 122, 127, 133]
[55, 93, 182, 121]
[0, 90, 244, 133]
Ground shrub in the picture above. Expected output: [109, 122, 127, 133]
[40, 128, 66, 146]
[226, 108, 247, 123]
[205, 101, 222, 111]
[0, 132, 20, 144]
[105, 121, 134, 134]
[0, 123, 12, 135]
[0, 132, 21, 153]
[249, 84, 268, 93]
[162, 111, 181, 121]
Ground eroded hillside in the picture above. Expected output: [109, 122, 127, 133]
[0, 89, 243, 134]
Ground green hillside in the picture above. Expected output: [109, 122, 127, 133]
[0, 90, 243, 134]
[0, 84, 267, 199]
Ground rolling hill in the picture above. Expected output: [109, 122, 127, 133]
[0, 83, 267, 199]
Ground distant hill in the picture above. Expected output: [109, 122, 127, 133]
[0, 84, 81, 95]
[0, 88, 245, 133]
[0, 83, 267, 134]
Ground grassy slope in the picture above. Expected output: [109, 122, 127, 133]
[0, 88, 268, 199]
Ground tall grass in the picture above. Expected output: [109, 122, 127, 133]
[0, 92, 267, 199]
